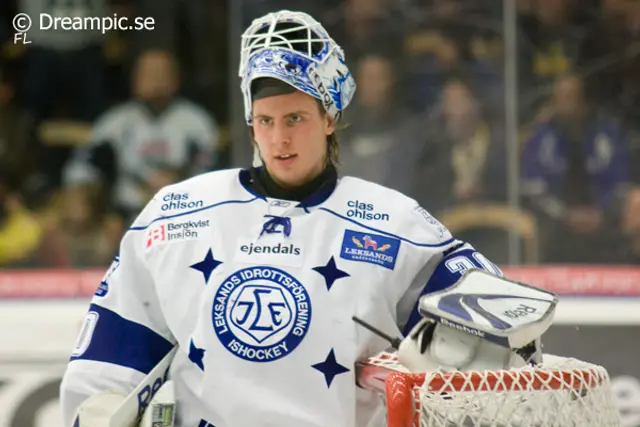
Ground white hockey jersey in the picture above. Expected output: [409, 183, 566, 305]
[60, 168, 502, 427]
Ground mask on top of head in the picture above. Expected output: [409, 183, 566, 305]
[239, 10, 357, 125]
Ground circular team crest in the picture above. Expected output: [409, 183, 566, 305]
[212, 266, 312, 362]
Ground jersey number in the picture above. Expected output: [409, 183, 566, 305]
[444, 252, 503, 277]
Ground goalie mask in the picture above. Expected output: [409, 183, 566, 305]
[239, 10, 356, 124]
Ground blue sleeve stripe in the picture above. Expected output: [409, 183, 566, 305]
[71, 304, 174, 375]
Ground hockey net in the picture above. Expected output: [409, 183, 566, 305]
[357, 351, 620, 427]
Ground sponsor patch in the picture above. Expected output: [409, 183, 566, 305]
[234, 240, 303, 267]
[160, 192, 204, 212]
[212, 266, 311, 363]
[146, 219, 210, 249]
[340, 230, 400, 270]
[346, 200, 390, 221]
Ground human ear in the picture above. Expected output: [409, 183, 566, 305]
[325, 115, 336, 135]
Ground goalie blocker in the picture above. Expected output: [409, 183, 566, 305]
[398, 269, 558, 373]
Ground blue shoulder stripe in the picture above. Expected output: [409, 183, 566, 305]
[70, 304, 174, 374]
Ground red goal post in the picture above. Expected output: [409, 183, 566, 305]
[357, 351, 620, 427]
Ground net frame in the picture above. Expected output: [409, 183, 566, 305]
[356, 351, 620, 427]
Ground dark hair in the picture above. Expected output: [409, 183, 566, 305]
[314, 98, 341, 165]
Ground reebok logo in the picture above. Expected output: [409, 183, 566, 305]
[440, 317, 485, 338]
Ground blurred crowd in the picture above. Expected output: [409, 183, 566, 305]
[1, 0, 640, 269]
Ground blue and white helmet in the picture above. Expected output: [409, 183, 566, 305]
[239, 10, 356, 125]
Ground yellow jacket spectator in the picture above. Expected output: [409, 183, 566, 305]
[0, 168, 42, 267]
[0, 198, 42, 267]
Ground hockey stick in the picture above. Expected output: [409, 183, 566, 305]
[108, 346, 178, 427]
[352, 316, 404, 392]
[352, 316, 402, 349]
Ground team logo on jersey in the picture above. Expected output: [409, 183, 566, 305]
[212, 266, 311, 362]
[340, 230, 400, 270]
[95, 256, 120, 297]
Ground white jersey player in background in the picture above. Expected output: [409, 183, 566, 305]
[60, 10, 552, 427]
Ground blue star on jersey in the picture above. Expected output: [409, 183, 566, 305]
[189, 339, 206, 371]
[311, 348, 350, 387]
[190, 248, 223, 284]
[312, 256, 350, 290]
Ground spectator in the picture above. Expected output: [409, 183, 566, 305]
[518, 0, 586, 117]
[403, 29, 463, 113]
[35, 184, 122, 268]
[0, 67, 34, 190]
[0, 165, 42, 268]
[389, 77, 508, 261]
[521, 74, 629, 263]
[63, 49, 221, 225]
[577, 0, 640, 178]
[338, 54, 407, 186]
[133, 0, 224, 116]
[19, 0, 108, 121]
[18, 0, 109, 193]
[404, 78, 506, 214]
[326, 0, 404, 61]
[401, 0, 503, 113]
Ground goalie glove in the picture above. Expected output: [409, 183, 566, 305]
[398, 269, 557, 373]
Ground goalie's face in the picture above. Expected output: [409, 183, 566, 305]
[252, 90, 335, 188]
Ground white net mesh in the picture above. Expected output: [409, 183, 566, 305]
[363, 352, 621, 427]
